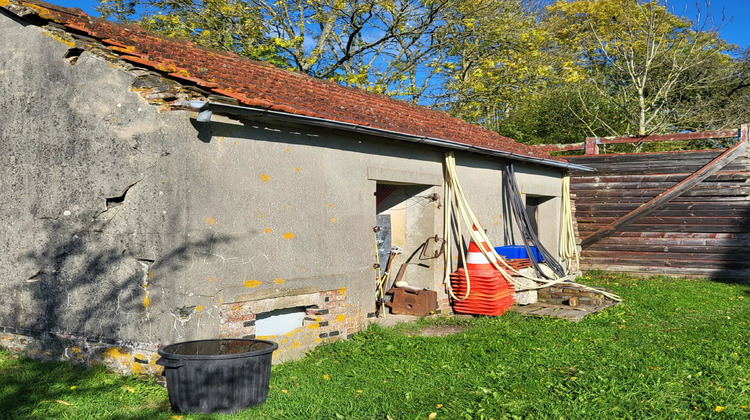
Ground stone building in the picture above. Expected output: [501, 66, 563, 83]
[0, 0, 584, 374]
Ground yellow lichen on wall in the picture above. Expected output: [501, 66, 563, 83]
[105, 347, 150, 375]
[23, 3, 56, 20]
[43, 32, 76, 48]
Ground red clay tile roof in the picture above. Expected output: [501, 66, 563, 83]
[2, 0, 561, 162]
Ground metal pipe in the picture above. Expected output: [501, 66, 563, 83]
[181, 100, 594, 172]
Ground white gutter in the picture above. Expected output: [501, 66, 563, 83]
[182, 100, 594, 172]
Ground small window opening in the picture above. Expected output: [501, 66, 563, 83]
[255, 306, 305, 336]
[64, 48, 85, 65]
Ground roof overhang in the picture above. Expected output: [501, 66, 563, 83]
[182, 100, 594, 172]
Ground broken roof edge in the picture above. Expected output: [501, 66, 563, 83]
[183, 101, 595, 172]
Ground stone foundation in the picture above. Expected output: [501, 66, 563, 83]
[0, 327, 161, 376]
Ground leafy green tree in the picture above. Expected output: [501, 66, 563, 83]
[98, 0, 453, 102]
[545, 0, 734, 139]
[434, 0, 568, 130]
[99, 0, 283, 64]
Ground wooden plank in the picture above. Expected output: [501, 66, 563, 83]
[576, 216, 749, 226]
[579, 139, 750, 248]
[576, 209, 750, 218]
[582, 250, 750, 262]
[580, 256, 750, 269]
[622, 224, 750, 233]
[596, 232, 750, 240]
[571, 171, 750, 184]
[583, 243, 750, 254]
[577, 264, 750, 279]
[578, 224, 750, 236]
[595, 234, 750, 243]
[576, 130, 739, 155]
[575, 201, 750, 211]
[597, 129, 739, 145]
[536, 142, 585, 152]
[569, 149, 725, 164]
[573, 186, 750, 198]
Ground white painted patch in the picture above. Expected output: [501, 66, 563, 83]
[255, 307, 305, 336]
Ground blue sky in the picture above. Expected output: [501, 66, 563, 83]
[56, 0, 750, 50]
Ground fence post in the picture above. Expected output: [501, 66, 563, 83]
[584, 137, 599, 155]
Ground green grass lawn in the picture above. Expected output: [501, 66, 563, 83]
[2, 272, 749, 419]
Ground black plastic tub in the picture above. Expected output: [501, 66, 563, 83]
[156, 338, 278, 414]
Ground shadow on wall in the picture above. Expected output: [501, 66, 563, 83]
[12, 218, 235, 351]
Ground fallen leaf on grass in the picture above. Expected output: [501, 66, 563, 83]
[715, 406, 726, 412]
[56, 400, 71, 406]
[123, 385, 135, 393]
[428, 413, 437, 419]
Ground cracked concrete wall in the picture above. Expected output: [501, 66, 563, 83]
[0, 11, 565, 368]
[0, 13, 192, 351]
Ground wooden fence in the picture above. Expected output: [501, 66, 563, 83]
[553, 126, 750, 279]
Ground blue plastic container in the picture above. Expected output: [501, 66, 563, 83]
[494, 245, 543, 261]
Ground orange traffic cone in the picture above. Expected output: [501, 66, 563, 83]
[450, 224, 515, 316]
[464, 225, 497, 272]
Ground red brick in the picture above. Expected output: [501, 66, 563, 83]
[224, 314, 254, 323]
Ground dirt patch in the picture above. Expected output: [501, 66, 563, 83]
[409, 325, 466, 337]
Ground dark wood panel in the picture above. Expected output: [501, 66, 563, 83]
[589, 238, 750, 249]
[580, 256, 750, 269]
[576, 208, 749, 218]
[568, 150, 724, 164]
[578, 264, 750, 279]
[572, 171, 750, 184]
[577, 216, 749, 225]
[601, 232, 750, 240]
[579, 224, 749, 234]
[569, 141, 750, 277]
[582, 250, 750, 262]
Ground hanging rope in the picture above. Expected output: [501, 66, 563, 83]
[442, 152, 621, 302]
[559, 174, 580, 274]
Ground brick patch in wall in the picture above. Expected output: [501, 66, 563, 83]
[219, 287, 371, 362]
